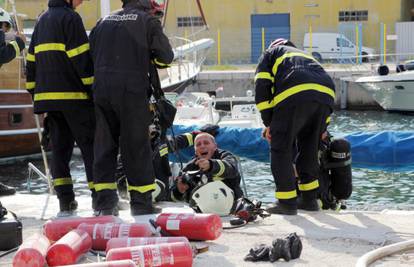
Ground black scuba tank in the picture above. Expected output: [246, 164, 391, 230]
[327, 138, 352, 200]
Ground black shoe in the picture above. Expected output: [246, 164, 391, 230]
[131, 204, 162, 216]
[297, 198, 320, 211]
[94, 207, 119, 217]
[57, 199, 78, 217]
[91, 190, 98, 210]
[266, 202, 297, 215]
[0, 183, 16, 196]
[130, 191, 160, 215]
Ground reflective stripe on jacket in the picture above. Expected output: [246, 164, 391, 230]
[254, 45, 335, 126]
[26, 0, 94, 114]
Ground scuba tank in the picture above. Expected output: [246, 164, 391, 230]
[318, 137, 352, 210]
[328, 138, 352, 200]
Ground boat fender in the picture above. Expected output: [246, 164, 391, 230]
[155, 213, 222, 240]
[106, 242, 193, 267]
[106, 236, 189, 253]
[43, 215, 120, 242]
[396, 64, 406, 73]
[77, 222, 153, 251]
[46, 229, 92, 266]
[58, 260, 137, 267]
[12, 233, 50, 267]
[377, 65, 389, 76]
[325, 138, 352, 200]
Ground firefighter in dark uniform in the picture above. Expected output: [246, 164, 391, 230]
[89, 0, 174, 216]
[254, 38, 335, 215]
[171, 133, 244, 203]
[0, 8, 25, 67]
[26, 0, 95, 216]
[0, 8, 25, 196]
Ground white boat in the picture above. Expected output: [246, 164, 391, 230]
[355, 70, 414, 112]
[218, 104, 264, 129]
[166, 92, 220, 126]
[159, 38, 214, 93]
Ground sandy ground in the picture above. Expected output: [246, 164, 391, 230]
[1, 193, 414, 267]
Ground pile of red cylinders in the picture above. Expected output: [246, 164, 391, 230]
[14, 213, 219, 266]
[77, 223, 153, 251]
[155, 213, 222, 240]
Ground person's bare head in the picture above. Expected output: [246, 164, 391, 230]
[194, 133, 217, 160]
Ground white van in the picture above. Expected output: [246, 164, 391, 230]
[303, 32, 375, 62]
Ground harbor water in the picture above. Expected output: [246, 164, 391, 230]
[1, 110, 414, 210]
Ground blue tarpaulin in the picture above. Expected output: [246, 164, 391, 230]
[168, 125, 414, 171]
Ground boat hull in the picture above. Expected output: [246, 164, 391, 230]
[0, 90, 41, 158]
[356, 71, 414, 112]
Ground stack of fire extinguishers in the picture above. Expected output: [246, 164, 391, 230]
[226, 197, 271, 228]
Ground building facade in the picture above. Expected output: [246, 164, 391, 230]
[7, 0, 414, 63]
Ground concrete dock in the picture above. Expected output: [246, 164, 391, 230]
[1, 193, 414, 266]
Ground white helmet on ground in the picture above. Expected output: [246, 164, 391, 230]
[0, 8, 12, 26]
[190, 181, 235, 216]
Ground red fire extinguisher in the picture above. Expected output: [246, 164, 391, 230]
[43, 215, 120, 242]
[77, 223, 153, 251]
[155, 213, 222, 240]
[106, 236, 189, 253]
[58, 260, 137, 267]
[106, 242, 193, 267]
[46, 229, 92, 266]
[12, 233, 50, 267]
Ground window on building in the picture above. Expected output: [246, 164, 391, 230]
[339, 10, 368, 22]
[177, 16, 204, 27]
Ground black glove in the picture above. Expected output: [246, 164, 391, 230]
[199, 124, 220, 137]
[269, 232, 302, 262]
[244, 244, 270, 262]
[286, 232, 302, 260]
[15, 36, 25, 51]
[269, 238, 291, 262]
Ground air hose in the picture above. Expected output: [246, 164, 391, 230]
[355, 239, 414, 267]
